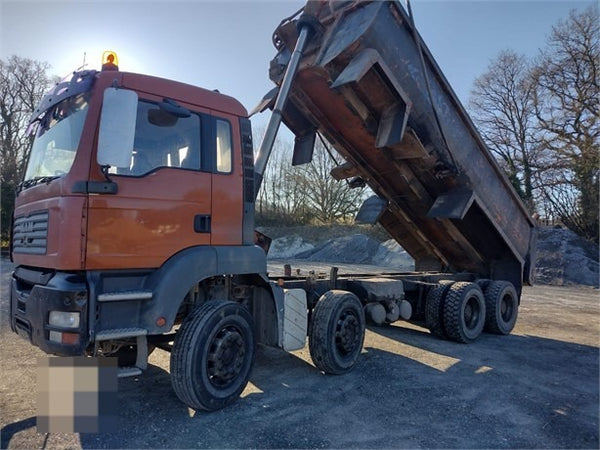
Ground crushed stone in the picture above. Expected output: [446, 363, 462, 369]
[535, 227, 599, 287]
[267, 235, 315, 259]
[268, 226, 599, 287]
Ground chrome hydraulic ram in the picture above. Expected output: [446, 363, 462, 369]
[253, 21, 313, 198]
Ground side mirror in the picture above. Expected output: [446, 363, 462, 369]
[97, 88, 138, 168]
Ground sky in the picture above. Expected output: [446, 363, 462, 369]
[1, 0, 594, 133]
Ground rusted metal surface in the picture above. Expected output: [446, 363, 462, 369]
[267, 0, 536, 293]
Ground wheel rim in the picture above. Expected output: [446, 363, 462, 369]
[464, 297, 481, 330]
[335, 310, 361, 355]
[207, 325, 246, 388]
[500, 294, 514, 322]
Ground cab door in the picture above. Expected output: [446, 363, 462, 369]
[86, 97, 212, 270]
[210, 114, 243, 246]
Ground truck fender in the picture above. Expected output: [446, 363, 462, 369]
[141, 245, 267, 334]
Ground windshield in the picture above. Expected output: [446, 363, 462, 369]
[24, 93, 90, 182]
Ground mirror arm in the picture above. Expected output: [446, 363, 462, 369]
[72, 166, 118, 195]
[101, 164, 114, 182]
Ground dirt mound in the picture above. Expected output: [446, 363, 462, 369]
[535, 227, 599, 287]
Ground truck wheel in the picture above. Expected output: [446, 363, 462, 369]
[309, 290, 365, 375]
[170, 300, 255, 411]
[425, 283, 452, 338]
[443, 282, 485, 343]
[484, 281, 518, 335]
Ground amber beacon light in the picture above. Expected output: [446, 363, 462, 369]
[101, 51, 119, 71]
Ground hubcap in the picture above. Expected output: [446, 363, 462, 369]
[207, 325, 245, 387]
[464, 297, 481, 330]
[335, 310, 360, 355]
[500, 295, 514, 322]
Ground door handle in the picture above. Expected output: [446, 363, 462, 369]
[194, 215, 211, 233]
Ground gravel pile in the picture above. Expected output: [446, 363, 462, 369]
[268, 226, 599, 286]
[297, 234, 381, 265]
[267, 235, 315, 259]
[269, 233, 414, 269]
[372, 239, 414, 269]
[535, 227, 599, 287]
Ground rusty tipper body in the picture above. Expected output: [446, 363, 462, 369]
[266, 0, 536, 293]
[11, 1, 536, 413]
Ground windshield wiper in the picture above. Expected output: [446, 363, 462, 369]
[18, 176, 60, 193]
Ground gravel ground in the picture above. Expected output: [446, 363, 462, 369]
[1, 257, 598, 449]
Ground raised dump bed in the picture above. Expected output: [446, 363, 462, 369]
[264, 0, 536, 294]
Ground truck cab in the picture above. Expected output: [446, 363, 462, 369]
[10, 65, 263, 361]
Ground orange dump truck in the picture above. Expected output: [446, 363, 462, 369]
[10, 1, 535, 411]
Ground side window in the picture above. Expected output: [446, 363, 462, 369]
[115, 100, 201, 176]
[215, 119, 232, 173]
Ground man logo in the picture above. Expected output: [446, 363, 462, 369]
[22, 220, 35, 234]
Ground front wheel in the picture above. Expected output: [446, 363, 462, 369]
[309, 290, 366, 374]
[170, 300, 255, 411]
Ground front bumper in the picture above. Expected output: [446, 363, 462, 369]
[10, 266, 89, 356]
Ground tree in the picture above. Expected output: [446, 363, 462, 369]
[531, 5, 599, 242]
[0, 55, 52, 241]
[295, 139, 366, 224]
[469, 50, 543, 211]
[254, 126, 309, 225]
[259, 142, 310, 225]
[468, 6, 599, 242]
[254, 128, 366, 225]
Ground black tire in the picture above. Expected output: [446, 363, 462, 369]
[484, 281, 519, 335]
[309, 290, 365, 375]
[170, 300, 255, 411]
[425, 284, 452, 338]
[443, 282, 486, 343]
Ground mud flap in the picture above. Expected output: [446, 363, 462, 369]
[282, 289, 307, 352]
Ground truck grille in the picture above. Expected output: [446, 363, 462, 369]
[13, 210, 49, 255]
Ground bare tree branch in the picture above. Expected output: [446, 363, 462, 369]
[1, 55, 52, 241]
[532, 5, 599, 242]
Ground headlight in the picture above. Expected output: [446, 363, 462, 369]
[49, 311, 80, 328]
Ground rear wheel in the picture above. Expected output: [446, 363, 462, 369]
[425, 284, 452, 338]
[170, 300, 255, 411]
[443, 282, 486, 343]
[309, 290, 365, 374]
[484, 281, 519, 334]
